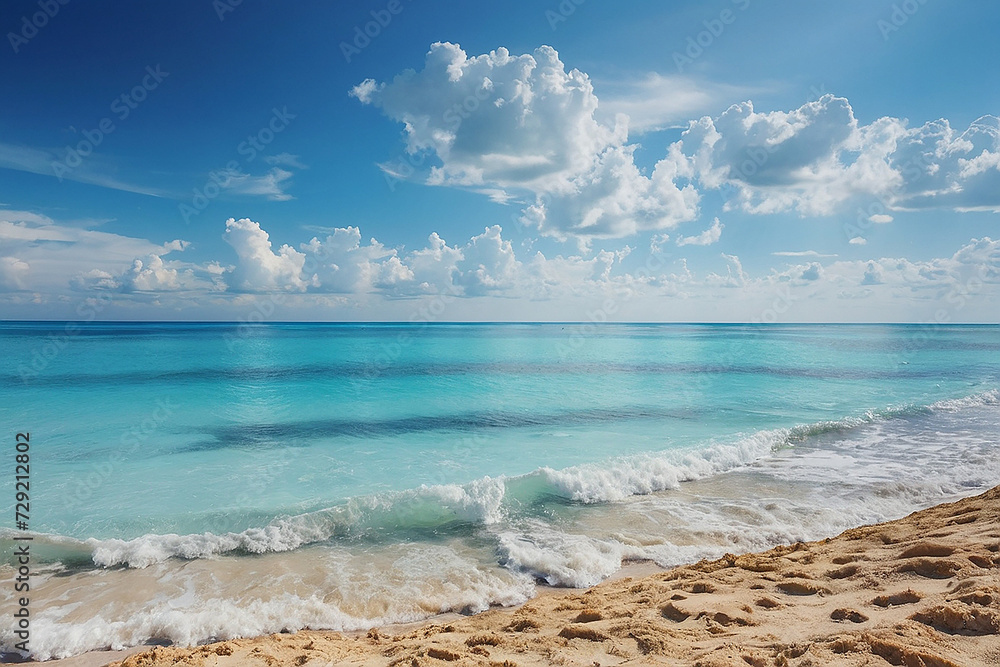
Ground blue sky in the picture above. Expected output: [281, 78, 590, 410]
[1, 0, 998, 321]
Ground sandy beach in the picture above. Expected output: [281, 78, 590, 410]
[75, 485, 1000, 667]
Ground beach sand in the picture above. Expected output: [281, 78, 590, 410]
[75, 485, 1000, 666]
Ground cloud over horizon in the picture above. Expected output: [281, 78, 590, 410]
[354, 43, 1000, 246]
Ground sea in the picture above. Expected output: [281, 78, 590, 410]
[1, 322, 998, 660]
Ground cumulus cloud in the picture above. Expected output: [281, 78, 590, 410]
[887, 115, 1000, 212]
[214, 218, 637, 300]
[676, 96, 1000, 216]
[861, 261, 883, 285]
[352, 42, 699, 245]
[674, 95, 902, 215]
[676, 217, 723, 246]
[455, 225, 521, 296]
[849, 237, 868, 246]
[799, 263, 822, 281]
[520, 143, 700, 246]
[300, 226, 412, 293]
[32, 209, 1000, 322]
[121, 254, 182, 291]
[0, 209, 184, 293]
[223, 217, 313, 292]
[356, 44, 1000, 243]
[404, 232, 465, 293]
[0, 256, 30, 289]
[352, 43, 621, 192]
[69, 239, 215, 294]
[706, 253, 748, 288]
[70, 269, 120, 291]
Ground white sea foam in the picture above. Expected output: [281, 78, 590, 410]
[927, 387, 999, 411]
[4, 543, 536, 661]
[84, 428, 788, 568]
[540, 427, 788, 503]
[80, 389, 1000, 569]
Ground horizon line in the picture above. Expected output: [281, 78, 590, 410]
[2, 320, 998, 326]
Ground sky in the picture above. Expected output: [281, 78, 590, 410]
[0, 0, 998, 322]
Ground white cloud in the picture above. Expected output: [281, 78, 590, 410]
[595, 73, 751, 134]
[300, 226, 412, 293]
[849, 236, 868, 246]
[353, 43, 699, 245]
[674, 95, 902, 216]
[799, 263, 822, 281]
[772, 250, 838, 258]
[861, 261, 883, 285]
[14, 211, 1000, 322]
[215, 167, 296, 201]
[676, 217, 723, 246]
[0, 209, 181, 292]
[264, 153, 308, 170]
[223, 217, 313, 292]
[0, 256, 30, 289]
[950, 236, 1000, 283]
[217, 219, 635, 301]
[520, 144, 700, 246]
[0, 142, 163, 197]
[455, 225, 521, 296]
[355, 44, 1000, 243]
[352, 43, 621, 193]
[121, 254, 188, 292]
[705, 253, 748, 288]
[70, 269, 120, 291]
[676, 98, 1000, 216]
[403, 232, 465, 293]
[69, 240, 217, 294]
[888, 115, 1000, 212]
[650, 233, 670, 254]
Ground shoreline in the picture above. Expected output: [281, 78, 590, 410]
[41, 485, 999, 666]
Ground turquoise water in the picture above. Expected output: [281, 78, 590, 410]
[1, 323, 999, 659]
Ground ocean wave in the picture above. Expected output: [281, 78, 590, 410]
[9, 389, 997, 570]
[927, 387, 999, 411]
